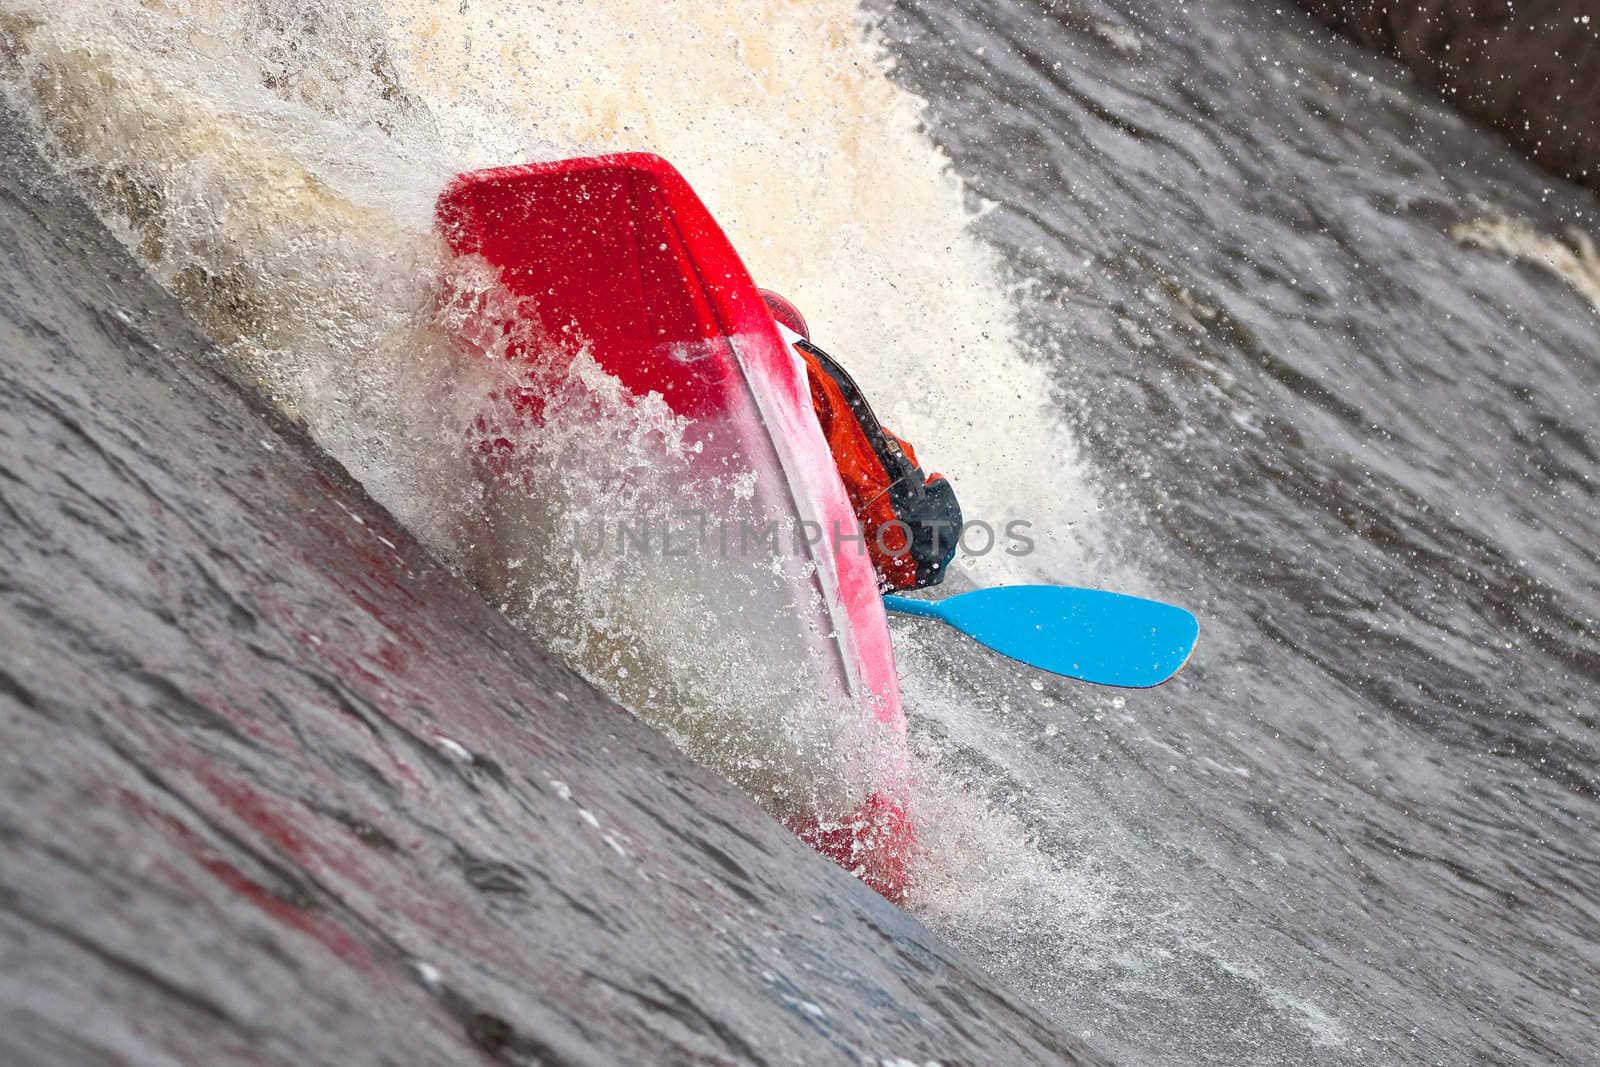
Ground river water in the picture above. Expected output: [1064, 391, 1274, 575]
[872, 1, 1600, 1063]
[3, 0, 1597, 1063]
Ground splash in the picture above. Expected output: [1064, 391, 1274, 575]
[437, 257, 901, 814]
[0, 0, 1099, 876]
[1, 0, 1098, 566]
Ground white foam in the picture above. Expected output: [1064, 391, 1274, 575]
[1453, 214, 1600, 313]
[3, 0, 1100, 581]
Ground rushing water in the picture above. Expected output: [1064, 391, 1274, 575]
[4, 0, 1598, 1063]
[0, 99, 1098, 1065]
[873, 1, 1600, 1063]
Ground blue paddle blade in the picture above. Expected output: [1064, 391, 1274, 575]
[884, 585, 1199, 688]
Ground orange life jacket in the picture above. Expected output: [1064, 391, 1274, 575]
[794, 340, 960, 591]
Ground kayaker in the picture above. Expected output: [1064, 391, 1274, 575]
[760, 289, 961, 591]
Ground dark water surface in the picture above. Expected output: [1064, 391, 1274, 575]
[0, 100, 1101, 1067]
[875, 0, 1599, 1063]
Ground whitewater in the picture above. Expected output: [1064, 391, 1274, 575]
[0, 0, 1103, 827]
[4, 0, 1599, 1064]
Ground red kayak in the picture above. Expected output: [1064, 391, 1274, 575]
[436, 153, 915, 901]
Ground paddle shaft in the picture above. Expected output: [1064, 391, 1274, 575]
[880, 594, 944, 621]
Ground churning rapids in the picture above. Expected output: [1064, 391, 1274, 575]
[3, 1, 1598, 1065]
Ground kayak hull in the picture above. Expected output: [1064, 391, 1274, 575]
[436, 153, 914, 900]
